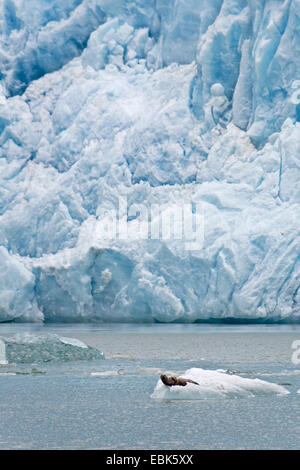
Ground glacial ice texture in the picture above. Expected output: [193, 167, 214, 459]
[0, 0, 300, 322]
[0, 333, 105, 362]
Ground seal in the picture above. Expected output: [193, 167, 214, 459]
[160, 374, 199, 387]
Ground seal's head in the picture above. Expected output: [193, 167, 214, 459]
[160, 374, 176, 386]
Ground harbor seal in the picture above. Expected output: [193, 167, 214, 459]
[160, 374, 199, 387]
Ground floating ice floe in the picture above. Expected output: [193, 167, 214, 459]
[91, 366, 163, 377]
[0, 339, 8, 365]
[151, 368, 290, 400]
[0, 333, 104, 363]
[91, 370, 120, 377]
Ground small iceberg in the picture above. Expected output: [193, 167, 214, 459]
[91, 370, 120, 377]
[0, 333, 104, 364]
[151, 368, 289, 400]
[0, 339, 8, 365]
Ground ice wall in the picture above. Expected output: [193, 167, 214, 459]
[191, 0, 300, 145]
[0, 0, 300, 322]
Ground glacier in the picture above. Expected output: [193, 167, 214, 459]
[0, 0, 300, 323]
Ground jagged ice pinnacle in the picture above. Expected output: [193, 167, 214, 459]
[0, 0, 300, 323]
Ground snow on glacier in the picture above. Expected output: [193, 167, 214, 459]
[151, 368, 290, 400]
[0, 0, 300, 322]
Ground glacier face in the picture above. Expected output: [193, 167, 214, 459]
[0, 0, 300, 323]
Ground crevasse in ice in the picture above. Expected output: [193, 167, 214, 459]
[0, 0, 300, 322]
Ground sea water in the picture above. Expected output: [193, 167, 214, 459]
[0, 323, 299, 450]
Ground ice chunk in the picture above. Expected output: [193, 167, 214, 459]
[91, 370, 119, 377]
[0, 339, 8, 365]
[151, 368, 290, 400]
[0, 333, 104, 363]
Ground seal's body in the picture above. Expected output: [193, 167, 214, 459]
[160, 374, 199, 387]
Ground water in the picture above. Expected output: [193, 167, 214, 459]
[0, 323, 299, 449]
